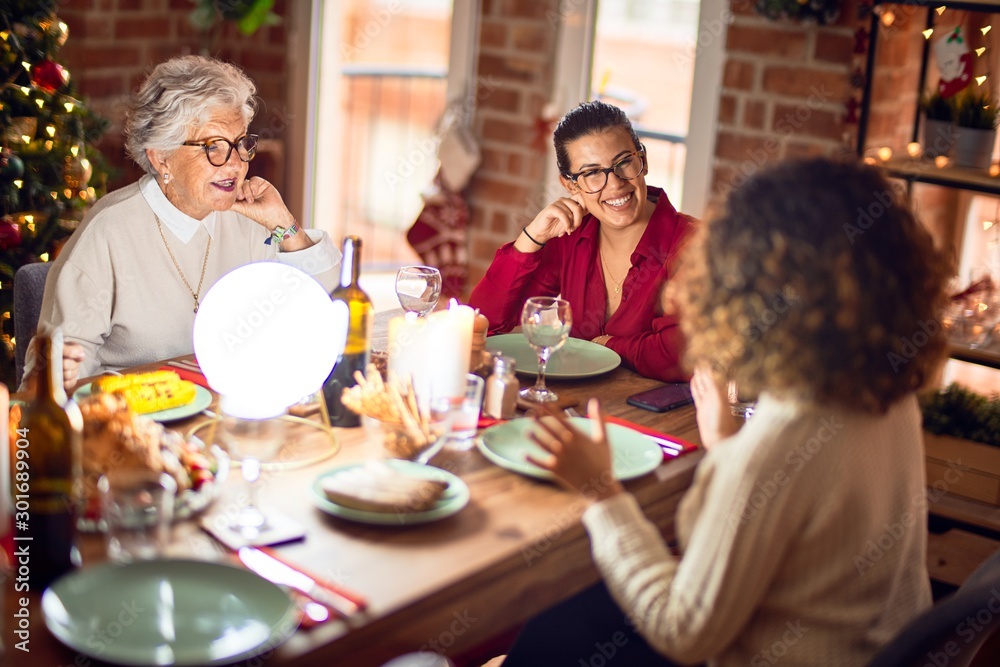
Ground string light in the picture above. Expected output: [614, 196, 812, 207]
[983, 26, 992, 35]
[45, 125, 55, 137]
[936, 6, 946, 14]
[877, 146, 893, 161]
[985, 221, 995, 230]
[992, 164, 1000, 177]
[34, 99, 44, 109]
[0, 31, 8, 40]
[13, 180, 22, 188]
[63, 102, 74, 112]
[39, 253, 49, 262]
[24, 215, 33, 224]
[50, 191, 58, 200]
[20, 135, 29, 143]
[63, 188, 72, 198]
[977, 47, 987, 56]
[935, 156, 950, 168]
[923, 29, 935, 39]
[19, 86, 29, 95]
[86, 187, 96, 198]
[44, 140, 53, 150]
[881, 10, 895, 26]
[81, 158, 91, 170]
[907, 142, 922, 157]
[70, 145, 79, 157]
[863, 156, 877, 165]
[79, 190, 88, 200]
[20, 61, 30, 71]
[977, 75, 988, 85]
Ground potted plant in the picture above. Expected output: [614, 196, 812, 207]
[922, 383, 1000, 505]
[952, 89, 999, 169]
[920, 90, 955, 158]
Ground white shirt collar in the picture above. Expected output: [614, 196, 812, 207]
[140, 174, 216, 243]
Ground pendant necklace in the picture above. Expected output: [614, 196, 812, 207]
[600, 250, 625, 295]
[155, 214, 211, 313]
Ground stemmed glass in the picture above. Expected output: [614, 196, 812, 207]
[395, 266, 443, 317]
[217, 400, 284, 537]
[520, 297, 572, 403]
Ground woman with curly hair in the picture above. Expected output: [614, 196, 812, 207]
[498, 158, 949, 666]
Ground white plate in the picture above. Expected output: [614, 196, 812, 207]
[312, 459, 470, 525]
[478, 417, 661, 481]
[42, 559, 298, 666]
[485, 334, 622, 379]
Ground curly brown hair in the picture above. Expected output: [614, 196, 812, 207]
[677, 158, 950, 413]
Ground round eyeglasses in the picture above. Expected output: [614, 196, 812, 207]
[565, 149, 646, 194]
[182, 133, 259, 167]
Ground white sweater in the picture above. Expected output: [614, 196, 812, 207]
[582, 393, 931, 667]
[36, 175, 341, 378]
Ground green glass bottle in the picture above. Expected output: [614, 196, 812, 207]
[19, 333, 83, 589]
[323, 237, 373, 427]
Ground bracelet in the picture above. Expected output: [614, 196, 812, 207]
[264, 222, 299, 245]
[522, 226, 545, 247]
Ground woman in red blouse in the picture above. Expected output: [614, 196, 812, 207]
[469, 101, 694, 382]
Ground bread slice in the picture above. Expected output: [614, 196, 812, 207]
[322, 461, 448, 514]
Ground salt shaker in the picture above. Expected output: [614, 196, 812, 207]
[483, 355, 519, 420]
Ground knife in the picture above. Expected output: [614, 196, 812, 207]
[238, 546, 363, 618]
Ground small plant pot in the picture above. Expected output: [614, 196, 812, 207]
[951, 126, 997, 169]
[921, 118, 954, 158]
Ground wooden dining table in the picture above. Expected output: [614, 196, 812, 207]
[4, 358, 704, 667]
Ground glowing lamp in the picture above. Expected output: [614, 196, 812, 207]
[935, 156, 950, 168]
[877, 147, 893, 161]
[907, 142, 922, 157]
[194, 263, 347, 417]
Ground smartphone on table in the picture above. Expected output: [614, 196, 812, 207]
[626, 382, 694, 413]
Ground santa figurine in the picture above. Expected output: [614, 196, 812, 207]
[936, 26, 973, 99]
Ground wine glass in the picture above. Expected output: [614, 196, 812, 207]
[217, 401, 284, 537]
[520, 297, 572, 403]
[395, 266, 443, 317]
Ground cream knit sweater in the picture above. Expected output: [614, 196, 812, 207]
[36, 175, 341, 378]
[582, 393, 931, 667]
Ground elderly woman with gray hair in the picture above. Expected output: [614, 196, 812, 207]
[25, 55, 340, 388]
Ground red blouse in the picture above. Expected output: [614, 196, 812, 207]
[469, 187, 694, 382]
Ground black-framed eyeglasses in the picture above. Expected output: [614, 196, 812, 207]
[564, 148, 646, 194]
[181, 133, 259, 167]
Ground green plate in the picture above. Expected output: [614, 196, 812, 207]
[478, 417, 661, 481]
[74, 381, 213, 422]
[485, 334, 621, 379]
[312, 459, 470, 526]
[42, 559, 298, 666]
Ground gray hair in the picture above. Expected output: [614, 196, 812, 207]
[125, 55, 257, 174]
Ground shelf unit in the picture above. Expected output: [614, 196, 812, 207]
[858, 0, 1000, 371]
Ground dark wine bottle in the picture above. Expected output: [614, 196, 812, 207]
[323, 237, 373, 427]
[19, 333, 83, 590]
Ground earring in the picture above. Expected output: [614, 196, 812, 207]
[163, 172, 170, 183]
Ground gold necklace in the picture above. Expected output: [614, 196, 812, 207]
[600, 250, 625, 295]
[154, 214, 212, 313]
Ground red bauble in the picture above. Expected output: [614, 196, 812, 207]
[31, 59, 70, 93]
[0, 216, 22, 250]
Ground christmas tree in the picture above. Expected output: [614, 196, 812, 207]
[0, 1, 110, 386]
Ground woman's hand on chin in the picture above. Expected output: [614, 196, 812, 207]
[691, 366, 741, 450]
[231, 176, 293, 227]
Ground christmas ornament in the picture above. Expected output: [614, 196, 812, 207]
[0, 149, 24, 181]
[64, 153, 92, 189]
[936, 27, 973, 98]
[0, 216, 22, 250]
[30, 59, 69, 93]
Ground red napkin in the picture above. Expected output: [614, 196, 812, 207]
[158, 366, 211, 390]
[603, 415, 699, 460]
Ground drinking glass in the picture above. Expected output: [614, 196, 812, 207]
[99, 469, 177, 563]
[520, 297, 572, 403]
[217, 407, 284, 536]
[395, 266, 443, 317]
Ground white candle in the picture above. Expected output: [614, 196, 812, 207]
[387, 300, 475, 408]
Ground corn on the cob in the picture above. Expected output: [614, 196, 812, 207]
[94, 371, 197, 414]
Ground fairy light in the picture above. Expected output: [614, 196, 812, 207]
[63, 188, 72, 198]
[21, 61, 30, 71]
[881, 10, 895, 26]
[863, 156, 877, 165]
[86, 187, 96, 198]
[35, 99, 44, 109]
[24, 215, 33, 225]
[0, 31, 8, 40]
[877, 146, 893, 161]
[70, 145, 79, 157]
[58, 21, 67, 34]
[985, 221, 995, 230]
[983, 26, 992, 35]
[39, 253, 49, 262]
[63, 102, 74, 112]
[26, 222, 35, 233]
[923, 28, 935, 39]
[50, 191, 58, 200]
[19, 86, 29, 95]
[44, 140, 53, 150]
[907, 142, 922, 157]
[977, 76, 988, 86]
[936, 6, 946, 14]
[20, 135, 29, 143]
[935, 155, 950, 168]
[977, 47, 987, 56]
[992, 164, 1000, 177]
[45, 125, 55, 137]
[13, 180, 22, 188]
[79, 190, 88, 200]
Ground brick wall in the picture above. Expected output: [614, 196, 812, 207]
[58, 0, 292, 193]
[465, 0, 560, 286]
[709, 0, 861, 204]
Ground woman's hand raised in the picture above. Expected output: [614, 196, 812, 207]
[525, 398, 624, 503]
[232, 176, 313, 251]
[690, 366, 741, 450]
[514, 194, 588, 253]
